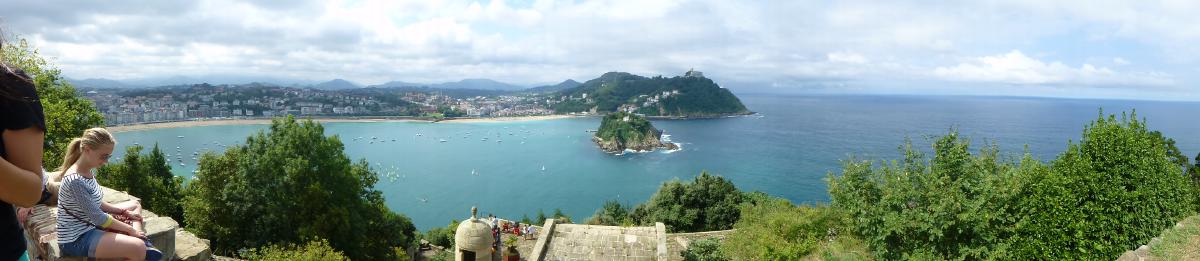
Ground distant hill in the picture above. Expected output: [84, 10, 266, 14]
[430, 78, 525, 91]
[525, 79, 581, 93]
[67, 75, 317, 88]
[371, 80, 424, 88]
[313, 79, 361, 90]
[69, 78, 131, 89]
[553, 71, 751, 118]
[367, 78, 527, 91]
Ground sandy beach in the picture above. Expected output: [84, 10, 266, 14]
[107, 114, 589, 133]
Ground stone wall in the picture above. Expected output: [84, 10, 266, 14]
[22, 186, 213, 261]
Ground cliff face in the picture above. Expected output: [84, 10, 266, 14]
[593, 112, 679, 154]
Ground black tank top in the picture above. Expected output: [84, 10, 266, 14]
[0, 67, 46, 260]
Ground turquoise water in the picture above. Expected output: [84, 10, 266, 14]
[110, 95, 1200, 230]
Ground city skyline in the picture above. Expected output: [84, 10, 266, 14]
[3, 0, 1200, 101]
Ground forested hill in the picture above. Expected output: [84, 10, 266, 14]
[552, 71, 751, 118]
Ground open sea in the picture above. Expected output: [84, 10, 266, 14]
[110, 94, 1200, 230]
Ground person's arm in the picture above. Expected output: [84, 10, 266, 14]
[0, 127, 45, 207]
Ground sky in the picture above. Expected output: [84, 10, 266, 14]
[2, 0, 1199, 101]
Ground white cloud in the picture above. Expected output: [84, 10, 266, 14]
[933, 50, 1172, 86]
[827, 52, 868, 64]
[2, 0, 1199, 99]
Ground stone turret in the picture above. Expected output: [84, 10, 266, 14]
[454, 207, 495, 261]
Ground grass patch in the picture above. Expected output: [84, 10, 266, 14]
[1149, 215, 1200, 260]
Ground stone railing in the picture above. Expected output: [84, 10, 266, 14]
[23, 186, 212, 261]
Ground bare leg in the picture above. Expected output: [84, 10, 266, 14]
[93, 231, 147, 261]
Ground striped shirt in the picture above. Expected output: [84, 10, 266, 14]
[57, 172, 112, 243]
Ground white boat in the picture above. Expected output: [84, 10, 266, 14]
[541, 165, 546, 171]
[471, 169, 477, 175]
[177, 135, 185, 138]
[439, 139, 447, 142]
[416, 133, 422, 136]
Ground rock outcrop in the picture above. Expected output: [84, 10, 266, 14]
[593, 112, 679, 154]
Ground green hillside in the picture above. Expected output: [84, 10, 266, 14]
[553, 71, 750, 117]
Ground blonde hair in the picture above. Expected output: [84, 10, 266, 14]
[53, 127, 116, 181]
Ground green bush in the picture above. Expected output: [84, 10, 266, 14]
[98, 144, 186, 225]
[421, 220, 460, 248]
[1011, 112, 1196, 259]
[587, 200, 631, 226]
[828, 132, 1042, 259]
[182, 116, 416, 260]
[681, 238, 729, 261]
[553, 208, 572, 223]
[630, 171, 743, 232]
[720, 198, 852, 260]
[245, 239, 348, 261]
[828, 111, 1197, 260]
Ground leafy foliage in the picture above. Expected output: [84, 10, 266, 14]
[421, 220, 460, 248]
[681, 238, 729, 261]
[1, 36, 105, 168]
[536, 209, 548, 225]
[552, 208, 572, 223]
[1011, 112, 1196, 259]
[182, 116, 416, 260]
[244, 239, 349, 261]
[720, 198, 859, 260]
[553, 72, 749, 117]
[587, 200, 632, 226]
[595, 112, 657, 145]
[97, 144, 186, 225]
[828, 132, 1032, 259]
[828, 111, 1197, 260]
[629, 171, 743, 232]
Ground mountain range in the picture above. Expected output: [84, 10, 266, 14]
[68, 76, 573, 92]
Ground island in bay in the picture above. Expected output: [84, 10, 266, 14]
[593, 111, 679, 154]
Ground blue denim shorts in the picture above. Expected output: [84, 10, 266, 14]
[59, 229, 105, 258]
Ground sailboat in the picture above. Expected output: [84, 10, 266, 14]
[471, 169, 477, 176]
[541, 165, 546, 171]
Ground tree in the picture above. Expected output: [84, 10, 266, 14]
[552, 208, 572, 223]
[629, 171, 743, 232]
[828, 131, 1042, 259]
[1012, 111, 1196, 259]
[245, 239, 349, 261]
[421, 220, 460, 248]
[98, 144, 185, 225]
[681, 238, 729, 261]
[720, 198, 856, 260]
[587, 200, 630, 226]
[1150, 130, 1189, 174]
[535, 209, 547, 225]
[1, 36, 106, 168]
[182, 116, 415, 260]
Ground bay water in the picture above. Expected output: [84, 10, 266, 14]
[110, 94, 1200, 230]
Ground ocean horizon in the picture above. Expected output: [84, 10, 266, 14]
[109, 94, 1200, 230]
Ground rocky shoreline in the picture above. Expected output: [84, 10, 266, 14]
[592, 112, 680, 154]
